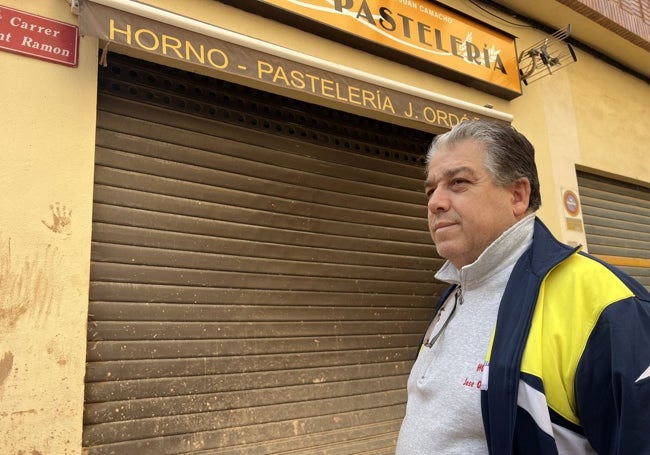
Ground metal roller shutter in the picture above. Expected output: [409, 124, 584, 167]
[577, 171, 650, 290]
[83, 53, 443, 454]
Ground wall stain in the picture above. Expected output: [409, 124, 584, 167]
[0, 351, 14, 395]
[0, 208, 70, 454]
[46, 342, 68, 367]
[41, 203, 72, 235]
[0, 239, 62, 330]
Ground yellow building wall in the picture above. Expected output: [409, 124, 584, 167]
[0, 1, 98, 453]
[570, 54, 648, 184]
[505, 25, 649, 249]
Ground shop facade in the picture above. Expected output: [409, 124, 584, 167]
[1, 0, 648, 453]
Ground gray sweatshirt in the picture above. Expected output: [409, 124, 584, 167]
[395, 214, 535, 455]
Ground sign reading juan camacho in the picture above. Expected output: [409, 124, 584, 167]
[0, 6, 79, 67]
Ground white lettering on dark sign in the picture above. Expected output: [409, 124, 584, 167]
[0, 6, 78, 67]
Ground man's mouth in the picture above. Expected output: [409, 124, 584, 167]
[434, 220, 457, 232]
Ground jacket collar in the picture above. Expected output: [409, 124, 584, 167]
[527, 217, 580, 279]
[482, 217, 579, 455]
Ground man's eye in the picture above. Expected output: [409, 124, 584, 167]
[451, 179, 468, 187]
[425, 185, 441, 200]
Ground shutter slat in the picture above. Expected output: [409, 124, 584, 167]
[86, 334, 423, 361]
[87, 301, 434, 322]
[92, 222, 438, 269]
[85, 361, 412, 402]
[84, 348, 416, 382]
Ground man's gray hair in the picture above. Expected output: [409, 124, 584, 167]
[425, 120, 542, 211]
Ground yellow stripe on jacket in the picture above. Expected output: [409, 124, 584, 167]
[520, 252, 634, 425]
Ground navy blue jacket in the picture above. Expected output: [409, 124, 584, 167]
[435, 218, 650, 454]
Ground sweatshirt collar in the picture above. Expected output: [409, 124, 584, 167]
[435, 213, 536, 289]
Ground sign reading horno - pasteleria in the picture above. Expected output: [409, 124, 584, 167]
[0, 6, 79, 66]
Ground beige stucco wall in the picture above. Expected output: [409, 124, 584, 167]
[0, 0, 647, 452]
[506, 26, 649, 248]
[0, 1, 98, 453]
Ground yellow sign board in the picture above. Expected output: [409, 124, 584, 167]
[245, 0, 522, 99]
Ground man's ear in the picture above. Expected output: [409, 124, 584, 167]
[511, 177, 532, 217]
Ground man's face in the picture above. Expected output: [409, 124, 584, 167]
[424, 139, 525, 269]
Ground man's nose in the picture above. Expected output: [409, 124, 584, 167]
[428, 188, 450, 212]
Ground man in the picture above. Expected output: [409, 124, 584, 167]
[395, 120, 650, 455]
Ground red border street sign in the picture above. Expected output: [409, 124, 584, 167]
[0, 6, 79, 67]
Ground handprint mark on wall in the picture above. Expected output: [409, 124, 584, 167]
[41, 203, 72, 234]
